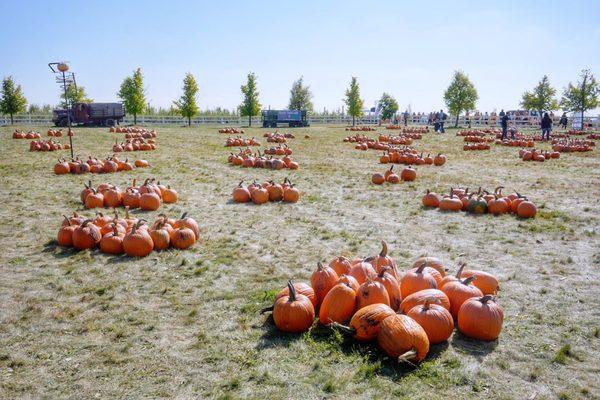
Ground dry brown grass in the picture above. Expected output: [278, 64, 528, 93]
[0, 124, 599, 399]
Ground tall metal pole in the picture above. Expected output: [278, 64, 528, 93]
[60, 70, 74, 159]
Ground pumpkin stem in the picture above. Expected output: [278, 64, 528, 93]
[456, 262, 466, 278]
[112, 223, 119, 236]
[423, 297, 440, 309]
[461, 276, 476, 285]
[380, 240, 388, 258]
[259, 305, 274, 314]
[316, 261, 325, 271]
[62, 215, 71, 226]
[397, 349, 418, 365]
[287, 280, 296, 302]
[328, 322, 356, 335]
[181, 212, 188, 220]
[415, 262, 427, 274]
[480, 295, 495, 304]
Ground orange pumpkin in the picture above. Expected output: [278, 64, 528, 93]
[310, 262, 339, 307]
[458, 295, 503, 341]
[356, 279, 390, 310]
[442, 277, 483, 319]
[407, 299, 454, 344]
[377, 314, 430, 363]
[331, 303, 395, 342]
[400, 263, 438, 298]
[318, 282, 357, 324]
[400, 288, 450, 314]
[273, 281, 315, 333]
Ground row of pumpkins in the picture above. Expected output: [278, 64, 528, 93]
[112, 138, 157, 152]
[353, 137, 413, 150]
[227, 150, 299, 170]
[463, 136, 494, 143]
[47, 129, 64, 137]
[385, 126, 429, 134]
[12, 130, 41, 139]
[219, 128, 244, 134]
[457, 129, 500, 137]
[109, 127, 157, 137]
[30, 139, 70, 152]
[463, 143, 491, 151]
[519, 149, 560, 162]
[81, 179, 178, 210]
[422, 187, 537, 218]
[372, 165, 416, 184]
[265, 241, 503, 364]
[225, 137, 260, 147]
[345, 126, 376, 131]
[57, 212, 199, 256]
[380, 150, 446, 166]
[551, 139, 594, 153]
[54, 156, 150, 175]
[495, 138, 535, 147]
[232, 179, 300, 204]
[265, 132, 295, 143]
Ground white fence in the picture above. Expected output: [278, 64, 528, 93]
[1, 113, 598, 130]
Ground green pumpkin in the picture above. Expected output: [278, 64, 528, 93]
[467, 197, 488, 214]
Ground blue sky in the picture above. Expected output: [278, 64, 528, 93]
[1, 0, 599, 113]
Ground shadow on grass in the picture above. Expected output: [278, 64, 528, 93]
[450, 331, 497, 361]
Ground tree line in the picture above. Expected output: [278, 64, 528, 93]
[1, 69, 598, 126]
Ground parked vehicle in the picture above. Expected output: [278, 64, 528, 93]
[53, 103, 125, 127]
[261, 110, 309, 128]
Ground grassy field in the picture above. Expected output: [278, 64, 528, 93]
[0, 124, 599, 400]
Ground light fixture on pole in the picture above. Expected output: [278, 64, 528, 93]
[48, 61, 76, 159]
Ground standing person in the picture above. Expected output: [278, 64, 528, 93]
[441, 110, 447, 133]
[541, 112, 552, 141]
[501, 112, 510, 140]
[559, 112, 568, 129]
[499, 109, 505, 118]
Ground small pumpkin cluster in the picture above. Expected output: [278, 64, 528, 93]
[495, 138, 535, 147]
[587, 133, 600, 140]
[225, 137, 260, 147]
[47, 129, 63, 137]
[112, 137, 157, 152]
[30, 139, 70, 152]
[81, 178, 178, 210]
[54, 155, 150, 175]
[379, 133, 423, 141]
[227, 150, 299, 170]
[12, 130, 41, 139]
[423, 187, 537, 218]
[372, 165, 417, 184]
[551, 139, 594, 152]
[463, 142, 491, 151]
[232, 178, 300, 204]
[109, 127, 157, 138]
[57, 211, 199, 256]
[264, 241, 504, 365]
[263, 144, 292, 156]
[463, 136, 494, 143]
[345, 126, 376, 131]
[380, 150, 446, 166]
[218, 127, 244, 134]
[264, 132, 295, 142]
[457, 129, 498, 137]
[519, 148, 560, 162]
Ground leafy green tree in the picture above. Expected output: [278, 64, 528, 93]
[239, 72, 261, 127]
[61, 84, 92, 108]
[443, 70, 478, 127]
[173, 73, 199, 126]
[118, 68, 146, 124]
[344, 77, 363, 126]
[288, 76, 313, 111]
[561, 69, 599, 128]
[378, 92, 399, 121]
[0, 76, 27, 124]
[520, 75, 558, 117]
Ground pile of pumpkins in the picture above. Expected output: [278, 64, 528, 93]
[567, 130, 588, 135]
[47, 129, 63, 137]
[264, 132, 294, 143]
[519, 148, 560, 162]
[349, 137, 414, 151]
[372, 165, 417, 184]
[219, 128, 244, 134]
[80, 178, 178, 210]
[227, 149, 299, 170]
[587, 133, 600, 140]
[112, 138, 157, 152]
[495, 138, 535, 147]
[380, 150, 446, 167]
[53, 156, 150, 175]
[457, 129, 499, 137]
[263, 241, 503, 364]
[345, 126, 376, 131]
[30, 139, 69, 152]
[263, 144, 292, 156]
[110, 127, 157, 137]
[225, 137, 260, 147]
[12, 130, 41, 139]
[463, 136, 493, 143]
[385, 125, 403, 130]
[463, 142, 491, 151]
[551, 139, 594, 152]
[402, 127, 429, 134]
[232, 178, 299, 204]
[57, 211, 198, 256]
[422, 187, 537, 218]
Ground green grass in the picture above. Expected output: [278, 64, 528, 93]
[0, 124, 599, 399]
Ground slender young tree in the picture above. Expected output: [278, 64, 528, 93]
[444, 70, 478, 127]
[239, 72, 261, 127]
[61, 84, 92, 108]
[344, 77, 364, 126]
[118, 68, 146, 125]
[378, 92, 399, 121]
[0, 76, 27, 124]
[174, 73, 199, 126]
[288, 76, 313, 111]
[561, 69, 599, 129]
[520, 75, 558, 117]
